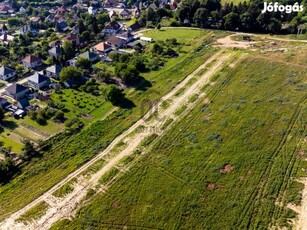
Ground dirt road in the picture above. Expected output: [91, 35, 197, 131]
[0, 49, 237, 229]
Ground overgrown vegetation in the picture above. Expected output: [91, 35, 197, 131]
[55, 56, 306, 229]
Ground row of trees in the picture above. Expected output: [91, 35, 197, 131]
[138, 0, 306, 34]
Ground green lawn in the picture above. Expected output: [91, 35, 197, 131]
[0, 28, 221, 220]
[143, 28, 208, 43]
[54, 56, 307, 229]
[0, 129, 23, 153]
[51, 89, 110, 120]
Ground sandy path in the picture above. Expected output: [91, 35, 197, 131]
[0, 49, 235, 230]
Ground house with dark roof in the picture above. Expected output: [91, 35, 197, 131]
[120, 9, 130, 19]
[106, 36, 126, 48]
[127, 41, 144, 50]
[19, 25, 36, 35]
[92, 42, 112, 54]
[108, 10, 118, 19]
[116, 32, 134, 42]
[22, 55, 42, 69]
[5, 84, 29, 100]
[17, 98, 30, 109]
[0, 66, 16, 81]
[48, 46, 62, 59]
[104, 21, 121, 35]
[104, 0, 118, 8]
[45, 14, 55, 23]
[56, 20, 69, 32]
[45, 65, 62, 79]
[78, 51, 99, 62]
[127, 21, 141, 32]
[28, 72, 50, 90]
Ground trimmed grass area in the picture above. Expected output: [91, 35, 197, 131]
[0, 129, 23, 153]
[143, 28, 208, 43]
[56, 56, 307, 229]
[0, 28, 221, 220]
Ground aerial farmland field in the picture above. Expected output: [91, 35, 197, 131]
[49, 46, 307, 229]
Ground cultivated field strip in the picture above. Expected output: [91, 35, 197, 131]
[0, 50, 236, 230]
[236, 96, 306, 229]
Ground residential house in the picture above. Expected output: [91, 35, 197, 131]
[127, 21, 141, 32]
[22, 55, 42, 69]
[19, 25, 36, 35]
[49, 7, 58, 14]
[45, 14, 55, 23]
[104, 21, 121, 35]
[92, 42, 112, 54]
[45, 65, 62, 79]
[108, 10, 118, 19]
[48, 46, 62, 59]
[28, 72, 50, 90]
[19, 6, 26, 13]
[0, 23, 8, 35]
[0, 33, 14, 44]
[30, 17, 41, 24]
[64, 33, 80, 46]
[127, 41, 144, 50]
[133, 7, 141, 18]
[56, 19, 69, 32]
[5, 84, 29, 100]
[0, 66, 16, 81]
[116, 32, 134, 42]
[0, 5, 14, 15]
[119, 9, 130, 19]
[78, 51, 99, 62]
[17, 98, 30, 109]
[104, 0, 118, 8]
[88, 6, 98, 15]
[106, 36, 126, 48]
[57, 6, 67, 14]
[49, 40, 61, 48]
[0, 96, 10, 110]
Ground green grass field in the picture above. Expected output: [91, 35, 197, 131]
[0, 28, 222, 220]
[52, 56, 307, 229]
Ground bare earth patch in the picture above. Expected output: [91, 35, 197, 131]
[298, 150, 305, 156]
[112, 201, 121, 208]
[220, 164, 233, 174]
[203, 98, 212, 105]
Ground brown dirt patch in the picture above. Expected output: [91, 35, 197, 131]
[206, 182, 222, 191]
[203, 98, 212, 105]
[203, 116, 211, 122]
[181, 214, 189, 221]
[112, 201, 121, 208]
[206, 182, 215, 190]
[298, 150, 305, 156]
[220, 164, 233, 174]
